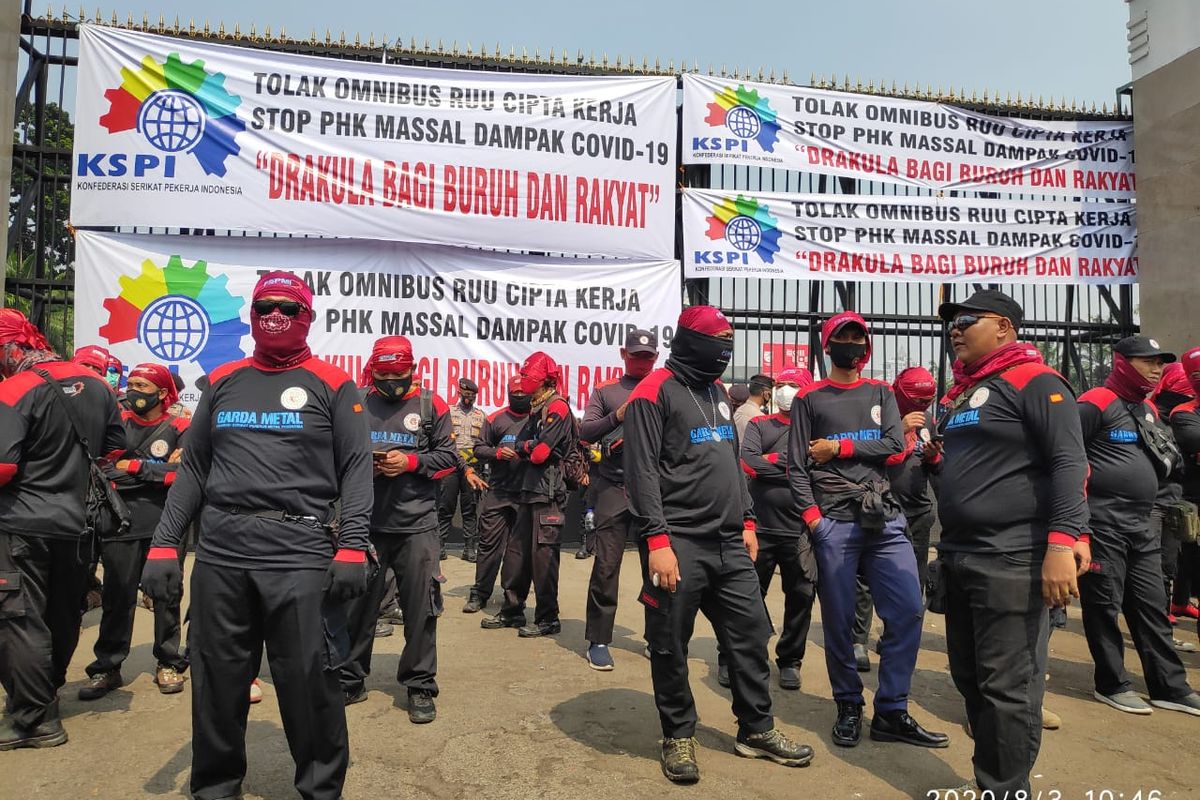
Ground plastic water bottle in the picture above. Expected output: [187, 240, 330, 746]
[584, 508, 595, 532]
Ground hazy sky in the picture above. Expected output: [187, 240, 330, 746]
[75, 0, 1132, 106]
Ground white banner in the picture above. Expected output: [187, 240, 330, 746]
[74, 231, 681, 411]
[682, 74, 1135, 198]
[71, 25, 677, 258]
[682, 188, 1137, 285]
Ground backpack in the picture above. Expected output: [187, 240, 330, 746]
[540, 394, 588, 490]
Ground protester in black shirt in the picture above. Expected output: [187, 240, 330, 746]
[1077, 336, 1200, 717]
[1153, 363, 1200, 629]
[626, 305, 812, 783]
[141, 272, 372, 800]
[935, 290, 1090, 795]
[0, 310, 125, 751]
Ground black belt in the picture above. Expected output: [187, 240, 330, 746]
[217, 505, 324, 528]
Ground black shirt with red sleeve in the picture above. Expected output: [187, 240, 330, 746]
[580, 375, 638, 486]
[936, 364, 1089, 554]
[787, 378, 905, 525]
[107, 410, 189, 540]
[0, 361, 125, 539]
[1170, 400, 1200, 503]
[513, 395, 576, 503]
[474, 407, 530, 498]
[624, 368, 754, 543]
[1078, 388, 1159, 535]
[150, 357, 373, 570]
[364, 387, 458, 535]
[741, 412, 802, 536]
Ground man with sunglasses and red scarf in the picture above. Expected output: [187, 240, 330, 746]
[934, 290, 1090, 796]
[141, 272, 373, 800]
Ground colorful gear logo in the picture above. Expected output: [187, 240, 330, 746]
[100, 255, 249, 374]
[705, 195, 782, 263]
[704, 85, 781, 152]
[99, 52, 246, 176]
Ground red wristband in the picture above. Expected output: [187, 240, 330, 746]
[646, 533, 671, 551]
[1047, 531, 1077, 547]
[405, 453, 419, 472]
[127, 459, 142, 475]
[334, 548, 366, 563]
[837, 438, 855, 458]
[742, 519, 756, 532]
[147, 547, 178, 560]
[801, 506, 822, 526]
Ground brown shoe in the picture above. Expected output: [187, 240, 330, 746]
[155, 666, 186, 695]
[78, 670, 123, 701]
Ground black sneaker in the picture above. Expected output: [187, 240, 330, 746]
[853, 643, 871, 672]
[343, 684, 368, 706]
[717, 662, 730, 688]
[380, 607, 404, 626]
[660, 736, 700, 784]
[518, 620, 562, 638]
[373, 621, 394, 638]
[869, 710, 950, 748]
[462, 597, 484, 614]
[78, 670, 123, 701]
[481, 613, 526, 630]
[408, 690, 437, 724]
[575, 545, 592, 560]
[778, 665, 801, 691]
[0, 715, 67, 751]
[734, 728, 814, 767]
[463, 548, 477, 563]
[832, 701, 863, 747]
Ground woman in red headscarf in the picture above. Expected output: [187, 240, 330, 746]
[77, 363, 191, 701]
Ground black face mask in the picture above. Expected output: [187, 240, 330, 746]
[374, 377, 412, 401]
[665, 327, 733, 388]
[828, 341, 868, 370]
[508, 395, 532, 414]
[460, 396, 476, 409]
[126, 389, 161, 414]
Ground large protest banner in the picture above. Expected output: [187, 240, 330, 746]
[682, 74, 1135, 199]
[683, 188, 1137, 285]
[71, 25, 677, 258]
[75, 231, 681, 411]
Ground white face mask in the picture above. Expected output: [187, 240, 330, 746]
[775, 384, 799, 412]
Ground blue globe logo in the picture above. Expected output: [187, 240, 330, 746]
[726, 216, 762, 251]
[726, 105, 761, 140]
[137, 90, 206, 153]
[138, 296, 210, 362]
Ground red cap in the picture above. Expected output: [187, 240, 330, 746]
[821, 311, 872, 367]
[520, 352, 559, 394]
[253, 271, 313, 307]
[359, 336, 415, 387]
[775, 367, 813, 388]
[73, 344, 114, 373]
[129, 362, 179, 409]
[678, 305, 733, 336]
[507, 375, 524, 394]
[1182, 347, 1200, 398]
[1152, 362, 1194, 402]
[894, 366, 936, 414]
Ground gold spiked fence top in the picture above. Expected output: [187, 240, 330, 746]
[26, 6, 1126, 118]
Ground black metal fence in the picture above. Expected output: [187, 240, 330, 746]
[7, 7, 1138, 391]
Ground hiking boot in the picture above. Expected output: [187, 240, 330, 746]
[518, 619, 562, 638]
[660, 737, 700, 784]
[408, 690, 437, 724]
[1094, 690, 1152, 715]
[869, 710, 950, 748]
[343, 684, 368, 706]
[1150, 692, 1200, 717]
[716, 662, 730, 688]
[778, 665, 801, 691]
[462, 545, 477, 563]
[587, 643, 615, 671]
[575, 543, 593, 560]
[374, 621, 394, 638]
[832, 701, 863, 747]
[249, 679, 263, 704]
[154, 666, 186, 695]
[734, 728, 814, 767]
[853, 643, 871, 672]
[481, 613, 526, 630]
[462, 597, 484, 614]
[78, 670, 123, 701]
[0, 711, 67, 751]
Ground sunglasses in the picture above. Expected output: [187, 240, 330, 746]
[252, 299, 304, 317]
[948, 313, 1003, 332]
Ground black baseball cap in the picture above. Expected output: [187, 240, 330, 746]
[1114, 335, 1176, 363]
[938, 289, 1024, 328]
[458, 378, 479, 393]
[624, 328, 658, 355]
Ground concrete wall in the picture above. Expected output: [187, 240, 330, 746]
[1127, 0, 1200, 81]
[0, 0, 19, 303]
[1132, 44, 1200, 352]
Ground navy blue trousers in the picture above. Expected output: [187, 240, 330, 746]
[812, 516, 923, 712]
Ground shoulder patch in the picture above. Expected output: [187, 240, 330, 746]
[208, 358, 255, 385]
[300, 357, 355, 390]
[628, 368, 674, 405]
[1000, 363, 1061, 392]
[1079, 387, 1118, 412]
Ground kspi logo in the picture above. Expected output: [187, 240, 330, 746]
[99, 254, 249, 374]
[694, 195, 782, 265]
[695, 84, 781, 153]
[79, 52, 245, 178]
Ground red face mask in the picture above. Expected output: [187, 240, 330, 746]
[624, 356, 655, 380]
[251, 307, 313, 369]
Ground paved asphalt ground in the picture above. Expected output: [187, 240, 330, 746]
[5, 550, 1200, 799]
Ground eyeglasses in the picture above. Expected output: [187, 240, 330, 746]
[948, 313, 1003, 332]
[252, 300, 303, 317]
